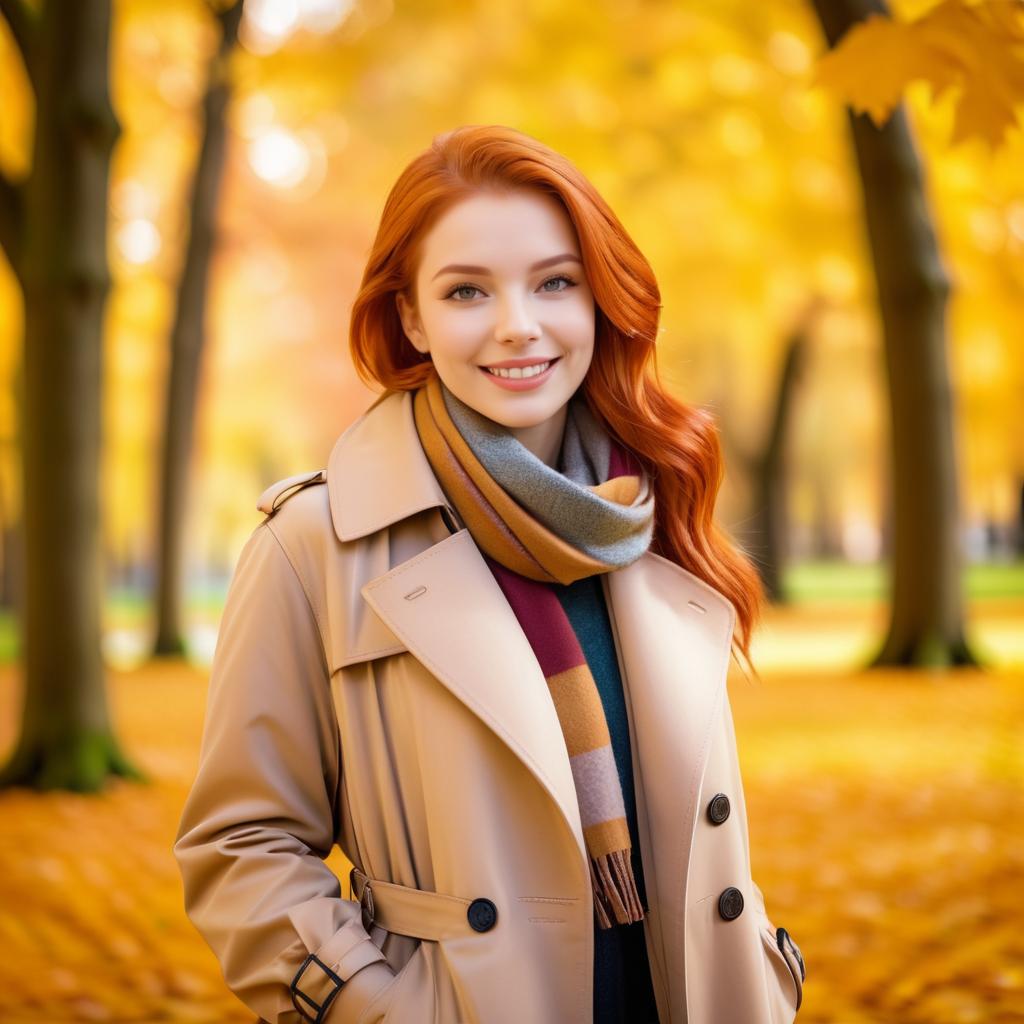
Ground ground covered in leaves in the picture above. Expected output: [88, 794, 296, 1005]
[0, 599, 1021, 1023]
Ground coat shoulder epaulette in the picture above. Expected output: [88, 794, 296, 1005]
[256, 468, 327, 517]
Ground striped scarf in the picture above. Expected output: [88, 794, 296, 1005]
[411, 370, 656, 928]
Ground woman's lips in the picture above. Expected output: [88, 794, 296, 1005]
[478, 358, 560, 391]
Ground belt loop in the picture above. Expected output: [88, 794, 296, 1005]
[360, 881, 375, 931]
[350, 866, 375, 931]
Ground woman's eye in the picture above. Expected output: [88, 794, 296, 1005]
[541, 274, 577, 292]
[444, 274, 577, 302]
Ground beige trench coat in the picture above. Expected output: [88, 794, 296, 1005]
[173, 389, 806, 1024]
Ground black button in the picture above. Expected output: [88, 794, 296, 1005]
[707, 793, 730, 824]
[718, 887, 744, 920]
[467, 897, 497, 932]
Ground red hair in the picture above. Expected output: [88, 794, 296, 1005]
[350, 125, 765, 680]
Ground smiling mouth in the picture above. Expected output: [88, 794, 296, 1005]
[481, 358, 561, 379]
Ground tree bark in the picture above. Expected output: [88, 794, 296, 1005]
[0, 0, 147, 790]
[746, 322, 810, 602]
[1016, 480, 1024, 557]
[152, 0, 243, 655]
[810, 0, 978, 668]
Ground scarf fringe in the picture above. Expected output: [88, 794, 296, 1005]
[589, 849, 645, 929]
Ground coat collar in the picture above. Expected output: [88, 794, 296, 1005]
[326, 389, 458, 543]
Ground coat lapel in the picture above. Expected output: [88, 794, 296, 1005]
[603, 552, 735, 1019]
[603, 552, 736, 884]
[358, 528, 588, 866]
[326, 389, 737, 905]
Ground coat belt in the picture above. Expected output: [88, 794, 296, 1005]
[349, 867, 475, 941]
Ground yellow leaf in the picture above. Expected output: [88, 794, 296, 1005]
[811, 14, 936, 123]
[812, 0, 1024, 149]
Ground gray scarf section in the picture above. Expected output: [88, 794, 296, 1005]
[440, 380, 655, 568]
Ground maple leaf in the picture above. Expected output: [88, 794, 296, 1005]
[811, 0, 1024, 150]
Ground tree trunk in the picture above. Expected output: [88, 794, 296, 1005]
[1016, 479, 1024, 557]
[810, 0, 978, 668]
[746, 323, 810, 602]
[152, 0, 243, 656]
[808, 465, 843, 560]
[0, 0, 147, 791]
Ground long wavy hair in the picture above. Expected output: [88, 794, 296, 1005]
[349, 124, 765, 680]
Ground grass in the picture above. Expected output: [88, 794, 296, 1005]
[783, 559, 1024, 602]
[0, 560, 1019, 670]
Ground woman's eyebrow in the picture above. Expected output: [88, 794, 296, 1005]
[430, 253, 582, 282]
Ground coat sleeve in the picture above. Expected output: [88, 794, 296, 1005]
[173, 521, 398, 1024]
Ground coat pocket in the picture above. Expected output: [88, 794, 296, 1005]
[356, 939, 434, 1024]
[760, 923, 805, 1019]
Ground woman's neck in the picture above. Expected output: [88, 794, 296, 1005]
[508, 405, 568, 469]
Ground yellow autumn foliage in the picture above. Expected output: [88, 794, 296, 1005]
[813, 0, 1024, 148]
[1, 0, 1022, 576]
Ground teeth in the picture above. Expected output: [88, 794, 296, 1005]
[486, 361, 552, 379]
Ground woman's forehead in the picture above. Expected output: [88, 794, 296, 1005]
[416, 192, 581, 276]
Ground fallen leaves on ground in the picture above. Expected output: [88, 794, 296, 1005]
[0, 602, 1021, 1023]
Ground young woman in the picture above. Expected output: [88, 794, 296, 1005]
[174, 124, 806, 1024]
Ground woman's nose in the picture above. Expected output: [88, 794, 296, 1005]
[494, 293, 541, 343]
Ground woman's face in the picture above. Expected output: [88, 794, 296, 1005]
[396, 189, 596, 467]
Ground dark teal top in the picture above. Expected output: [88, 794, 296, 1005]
[551, 573, 661, 1024]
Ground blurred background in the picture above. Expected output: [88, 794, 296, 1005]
[0, 0, 1021, 1021]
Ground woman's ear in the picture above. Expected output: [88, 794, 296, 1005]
[396, 290, 428, 356]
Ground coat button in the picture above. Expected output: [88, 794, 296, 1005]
[718, 887, 744, 921]
[467, 897, 498, 932]
[706, 793, 731, 825]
